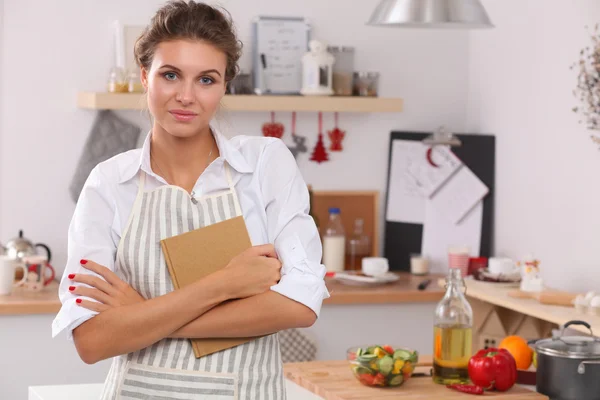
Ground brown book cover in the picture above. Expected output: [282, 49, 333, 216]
[160, 215, 260, 358]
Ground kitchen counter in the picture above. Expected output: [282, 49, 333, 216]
[324, 272, 444, 304]
[460, 278, 600, 335]
[28, 357, 543, 400]
[1, 273, 443, 316]
[284, 355, 545, 399]
[0, 281, 60, 315]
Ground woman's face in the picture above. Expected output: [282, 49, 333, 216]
[141, 39, 227, 138]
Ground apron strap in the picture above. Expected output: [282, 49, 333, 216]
[224, 162, 243, 216]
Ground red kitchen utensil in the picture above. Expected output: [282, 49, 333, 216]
[328, 112, 345, 151]
[310, 112, 329, 163]
[262, 111, 284, 139]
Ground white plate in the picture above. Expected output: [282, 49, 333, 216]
[333, 271, 399, 286]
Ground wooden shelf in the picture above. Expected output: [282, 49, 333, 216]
[77, 92, 403, 113]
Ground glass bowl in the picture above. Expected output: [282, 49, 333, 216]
[347, 345, 418, 387]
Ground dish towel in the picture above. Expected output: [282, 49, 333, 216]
[278, 328, 317, 363]
[69, 110, 141, 202]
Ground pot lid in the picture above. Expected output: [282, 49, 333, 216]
[535, 321, 600, 359]
[5, 230, 34, 251]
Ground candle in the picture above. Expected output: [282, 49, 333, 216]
[410, 254, 429, 275]
[114, 20, 125, 69]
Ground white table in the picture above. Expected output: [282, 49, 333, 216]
[28, 380, 322, 400]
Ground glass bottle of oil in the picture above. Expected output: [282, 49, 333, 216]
[433, 268, 473, 385]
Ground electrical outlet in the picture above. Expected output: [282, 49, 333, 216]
[480, 336, 501, 349]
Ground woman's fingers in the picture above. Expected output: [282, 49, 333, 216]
[70, 271, 117, 296]
[75, 298, 109, 313]
[69, 285, 115, 306]
[79, 259, 125, 288]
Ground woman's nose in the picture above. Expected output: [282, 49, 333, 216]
[175, 82, 195, 105]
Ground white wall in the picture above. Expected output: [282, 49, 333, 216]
[1, 0, 469, 280]
[1, 1, 469, 399]
[466, 0, 600, 293]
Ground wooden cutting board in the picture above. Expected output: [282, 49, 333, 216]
[507, 289, 577, 307]
[284, 359, 548, 399]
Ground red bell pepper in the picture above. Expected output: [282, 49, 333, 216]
[468, 348, 517, 392]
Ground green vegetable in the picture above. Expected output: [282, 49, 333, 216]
[389, 375, 404, 386]
[356, 354, 377, 363]
[378, 356, 394, 376]
[392, 349, 412, 361]
[353, 365, 372, 375]
[355, 347, 363, 357]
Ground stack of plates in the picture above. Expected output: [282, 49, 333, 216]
[332, 271, 399, 286]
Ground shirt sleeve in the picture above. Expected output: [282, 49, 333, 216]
[261, 139, 330, 318]
[51, 165, 119, 340]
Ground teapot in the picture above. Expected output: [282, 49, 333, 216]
[3, 230, 52, 262]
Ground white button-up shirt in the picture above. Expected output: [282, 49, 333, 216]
[52, 126, 330, 339]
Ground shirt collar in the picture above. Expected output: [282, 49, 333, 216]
[119, 124, 254, 184]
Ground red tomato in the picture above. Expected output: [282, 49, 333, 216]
[383, 345, 394, 355]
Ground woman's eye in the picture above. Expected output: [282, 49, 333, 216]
[163, 72, 177, 81]
[200, 76, 214, 85]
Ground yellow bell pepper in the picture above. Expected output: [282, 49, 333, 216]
[374, 348, 386, 358]
[392, 360, 404, 375]
[370, 361, 379, 371]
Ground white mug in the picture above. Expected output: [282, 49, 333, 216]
[0, 255, 27, 295]
[488, 257, 517, 275]
[362, 257, 389, 276]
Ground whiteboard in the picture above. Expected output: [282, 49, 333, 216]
[252, 16, 311, 95]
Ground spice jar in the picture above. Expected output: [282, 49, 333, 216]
[328, 46, 354, 96]
[353, 72, 379, 97]
[127, 69, 144, 93]
[107, 66, 128, 93]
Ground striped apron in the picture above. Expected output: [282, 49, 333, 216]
[100, 163, 286, 400]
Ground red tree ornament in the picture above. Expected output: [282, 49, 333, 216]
[262, 111, 284, 138]
[328, 112, 345, 151]
[310, 112, 329, 163]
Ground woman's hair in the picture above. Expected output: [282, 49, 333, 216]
[134, 1, 242, 82]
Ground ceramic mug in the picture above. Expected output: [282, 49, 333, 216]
[362, 257, 389, 277]
[488, 257, 517, 275]
[22, 255, 55, 292]
[0, 255, 27, 295]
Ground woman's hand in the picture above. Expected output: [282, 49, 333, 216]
[223, 244, 282, 299]
[68, 259, 145, 312]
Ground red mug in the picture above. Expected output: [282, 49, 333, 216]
[22, 255, 55, 291]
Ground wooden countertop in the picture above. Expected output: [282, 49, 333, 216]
[459, 278, 600, 335]
[324, 272, 445, 305]
[284, 355, 546, 399]
[0, 281, 61, 315]
[1, 273, 444, 316]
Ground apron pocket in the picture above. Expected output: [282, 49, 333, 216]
[117, 361, 238, 400]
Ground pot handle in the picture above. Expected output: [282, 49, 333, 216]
[577, 360, 600, 375]
[562, 320, 593, 337]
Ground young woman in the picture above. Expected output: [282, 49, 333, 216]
[52, 2, 328, 398]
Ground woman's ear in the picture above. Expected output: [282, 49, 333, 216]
[140, 67, 149, 91]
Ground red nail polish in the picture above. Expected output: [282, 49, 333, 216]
[76, 298, 82, 304]
[68, 274, 75, 279]
[69, 286, 75, 291]
[80, 259, 88, 265]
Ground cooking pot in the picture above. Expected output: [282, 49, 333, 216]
[531, 320, 600, 400]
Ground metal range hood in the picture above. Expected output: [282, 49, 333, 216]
[367, 0, 494, 29]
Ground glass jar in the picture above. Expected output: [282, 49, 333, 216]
[346, 218, 370, 271]
[127, 69, 144, 93]
[328, 46, 355, 96]
[322, 207, 346, 273]
[227, 71, 254, 95]
[353, 72, 379, 96]
[107, 66, 128, 93]
[433, 268, 473, 385]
